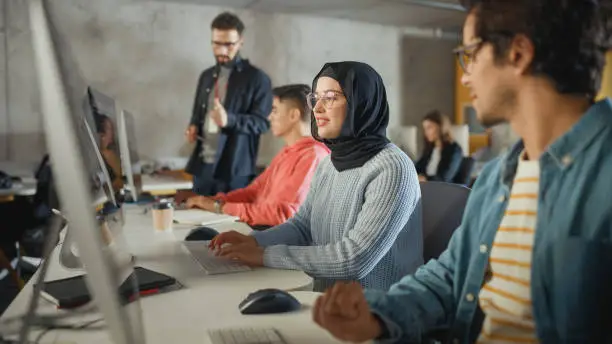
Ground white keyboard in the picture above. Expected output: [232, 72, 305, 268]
[183, 241, 252, 275]
[208, 328, 286, 344]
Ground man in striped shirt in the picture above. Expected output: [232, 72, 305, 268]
[312, 0, 612, 343]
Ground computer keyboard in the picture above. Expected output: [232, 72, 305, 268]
[183, 241, 252, 275]
[208, 328, 286, 344]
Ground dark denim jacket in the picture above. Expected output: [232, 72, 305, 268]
[185, 57, 272, 180]
[365, 99, 612, 344]
[415, 142, 464, 183]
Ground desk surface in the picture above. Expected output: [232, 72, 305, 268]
[0, 161, 38, 197]
[19, 291, 342, 344]
[0, 205, 326, 343]
[0, 178, 38, 197]
[140, 174, 193, 192]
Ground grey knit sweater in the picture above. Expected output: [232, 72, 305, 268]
[251, 144, 423, 291]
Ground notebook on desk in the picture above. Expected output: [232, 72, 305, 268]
[38, 266, 179, 309]
[173, 209, 238, 226]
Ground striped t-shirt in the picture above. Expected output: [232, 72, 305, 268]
[478, 152, 540, 343]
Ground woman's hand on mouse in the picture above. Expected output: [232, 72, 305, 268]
[216, 243, 264, 267]
[209, 231, 257, 250]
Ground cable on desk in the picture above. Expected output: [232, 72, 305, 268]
[17, 211, 65, 344]
[33, 318, 105, 344]
[0, 317, 105, 344]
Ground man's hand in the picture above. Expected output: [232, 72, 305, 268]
[185, 196, 217, 212]
[209, 98, 228, 128]
[185, 125, 198, 143]
[209, 230, 257, 250]
[174, 190, 197, 205]
[313, 282, 384, 343]
[418, 174, 428, 182]
[216, 243, 264, 267]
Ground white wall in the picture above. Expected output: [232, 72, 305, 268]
[1, 0, 404, 166]
[400, 36, 456, 153]
[0, 1, 6, 160]
[1, 0, 47, 163]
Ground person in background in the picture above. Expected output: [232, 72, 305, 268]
[415, 110, 463, 182]
[312, 0, 612, 343]
[184, 12, 273, 196]
[209, 61, 423, 292]
[96, 114, 123, 192]
[184, 84, 330, 228]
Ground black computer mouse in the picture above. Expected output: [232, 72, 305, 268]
[184, 226, 219, 241]
[238, 288, 301, 315]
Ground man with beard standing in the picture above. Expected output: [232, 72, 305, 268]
[185, 12, 272, 198]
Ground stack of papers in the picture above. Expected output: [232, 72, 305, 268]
[173, 209, 239, 226]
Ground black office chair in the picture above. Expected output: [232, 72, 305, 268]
[453, 157, 475, 186]
[420, 181, 471, 262]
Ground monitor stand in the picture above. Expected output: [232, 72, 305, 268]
[59, 203, 133, 275]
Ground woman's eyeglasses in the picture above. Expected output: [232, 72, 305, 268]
[307, 91, 344, 110]
[453, 38, 484, 74]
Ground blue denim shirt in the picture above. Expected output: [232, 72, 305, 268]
[365, 99, 612, 344]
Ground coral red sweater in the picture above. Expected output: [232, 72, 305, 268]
[215, 137, 329, 226]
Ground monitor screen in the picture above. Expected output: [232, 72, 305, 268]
[87, 87, 124, 194]
[117, 108, 139, 202]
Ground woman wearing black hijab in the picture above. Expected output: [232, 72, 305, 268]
[211, 61, 423, 292]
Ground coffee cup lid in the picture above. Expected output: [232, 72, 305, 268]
[152, 200, 173, 210]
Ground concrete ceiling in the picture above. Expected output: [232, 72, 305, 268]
[152, 0, 467, 30]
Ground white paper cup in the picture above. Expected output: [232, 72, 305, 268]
[152, 201, 173, 232]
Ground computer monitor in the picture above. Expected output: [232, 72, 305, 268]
[117, 108, 139, 202]
[28, 0, 144, 343]
[88, 87, 117, 120]
[87, 87, 140, 203]
[84, 112, 118, 206]
[87, 86, 124, 198]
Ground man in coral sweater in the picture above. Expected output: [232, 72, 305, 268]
[184, 84, 329, 228]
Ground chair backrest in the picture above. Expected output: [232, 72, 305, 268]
[420, 181, 471, 262]
[453, 157, 475, 185]
[388, 125, 418, 160]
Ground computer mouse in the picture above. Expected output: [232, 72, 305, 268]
[238, 288, 301, 315]
[184, 226, 219, 241]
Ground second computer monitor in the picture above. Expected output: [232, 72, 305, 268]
[117, 108, 139, 202]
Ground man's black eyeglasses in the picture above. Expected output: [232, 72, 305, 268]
[212, 41, 239, 48]
[453, 38, 484, 75]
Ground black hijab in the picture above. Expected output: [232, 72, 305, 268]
[312, 61, 390, 172]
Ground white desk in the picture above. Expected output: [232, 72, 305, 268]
[140, 175, 193, 193]
[0, 178, 38, 197]
[17, 291, 342, 344]
[0, 206, 330, 343]
[0, 161, 38, 197]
